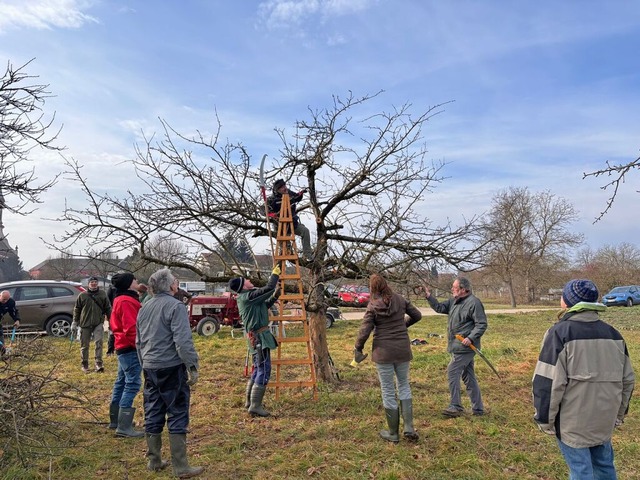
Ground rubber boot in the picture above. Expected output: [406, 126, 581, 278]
[379, 408, 400, 443]
[115, 407, 144, 438]
[248, 384, 270, 417]
[400, 399, 419, 441]
[169, 433, 204, 478]
[146, 433, 169, 471]
[244, 379, 254, 409]
[108, 403, 119, 429]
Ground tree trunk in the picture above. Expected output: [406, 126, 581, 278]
[507, 278, 517, 308]
[308, 310, 338, 383]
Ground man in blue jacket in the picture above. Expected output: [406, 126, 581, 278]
[533, 279, 635, 479]
[424, 277, 488, 417]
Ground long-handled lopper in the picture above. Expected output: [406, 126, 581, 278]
[455, 334, 502, 380]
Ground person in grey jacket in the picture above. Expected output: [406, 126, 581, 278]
[424, 276, 488, 417]
[136, 268, 203, 478]
[354, 274, 422, 443]
[533, 279, 635, 479]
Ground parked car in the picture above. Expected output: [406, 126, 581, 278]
[602, 285, 640, 307]
[337, 285, 370, 304]
[0, 280, 86, 337]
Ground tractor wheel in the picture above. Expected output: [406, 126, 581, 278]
[197, 316, 221, 336]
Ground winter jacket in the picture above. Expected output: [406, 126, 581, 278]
[355, 293, 422, 364]
[239, 273, 280, 354]
[427, 293, 487, 353]
[136, 292, 199, 371]
[267, 188, 305, 227]
[0, 298, 20, 323]
[73, 289, 112, 328]
[532, 302, 635, 448]
[110, 290, 141, 354]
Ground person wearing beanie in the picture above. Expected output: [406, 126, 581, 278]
[230, 263, 282, 417]
[109, 272, 145, 438]
[267, 178, 314, 261]
[533, 279, 635, 479]
[72, 276, 112, 373]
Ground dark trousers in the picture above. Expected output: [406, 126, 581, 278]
[250, 348, 272, 386]
[143, 364, 191, 434]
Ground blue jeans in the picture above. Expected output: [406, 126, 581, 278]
[251, 348, 272, 386]
[143, 364, 191, 434]
[375, 361, 411, 410]
[110, 350, 142, 408]
[557, 439, 617, 480]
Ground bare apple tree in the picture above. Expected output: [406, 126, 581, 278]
[583, 155, 640, 221]
[52, 92, 482, 382]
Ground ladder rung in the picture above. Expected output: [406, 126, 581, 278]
[272, 358, 312, 366]
[277, 336, 310, 343]
[279, 294, 304, 301]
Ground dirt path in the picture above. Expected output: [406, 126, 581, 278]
[340, 306, 557, 321]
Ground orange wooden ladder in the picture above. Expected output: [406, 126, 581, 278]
[270, 193, 318, 400]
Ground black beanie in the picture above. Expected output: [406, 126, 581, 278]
[228, 277, 245, 293]
[112, 272, 135, 291]
[273, 179, 286, 191]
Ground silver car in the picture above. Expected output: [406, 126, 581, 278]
[0, 280, 86, 337]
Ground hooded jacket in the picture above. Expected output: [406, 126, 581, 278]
[355, 293, 422, 363]
[532, 302, 635, 448]
[239, 273, 280, 354]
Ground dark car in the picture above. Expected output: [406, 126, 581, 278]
[602, 285, 640, 307]
[0, 280, 86, 337]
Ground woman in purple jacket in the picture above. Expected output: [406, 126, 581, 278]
[354, 274, 422, 443]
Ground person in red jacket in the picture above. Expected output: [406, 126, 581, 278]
[108, 272, 145, 439]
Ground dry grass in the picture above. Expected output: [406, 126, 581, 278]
[1, 307, 639, 479]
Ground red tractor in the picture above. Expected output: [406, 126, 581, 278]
[188, 293, 242, 336]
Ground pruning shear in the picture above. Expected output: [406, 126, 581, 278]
[455, 334, 502, 380]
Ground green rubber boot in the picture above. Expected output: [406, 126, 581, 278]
[115, 407, 144, 438]
[401, 399, 419, 441]
[245, 379, 254, 409]
[379, 408, 400, 443]
[145, 433, 169, 471]
[108, 403, 119, 429]
[248, 384, 270, 417]
[169, 433, 204, 478]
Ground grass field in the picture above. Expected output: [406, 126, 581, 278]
[2, 307, 639, 479]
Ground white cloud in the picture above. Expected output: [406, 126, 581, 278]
[257, 0, 375, 30]
[0, 0, 98, 33]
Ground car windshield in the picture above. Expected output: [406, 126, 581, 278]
[608, 287, 627, 294]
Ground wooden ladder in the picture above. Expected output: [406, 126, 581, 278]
[270, 193, 318, 400]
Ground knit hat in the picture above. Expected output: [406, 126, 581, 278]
[562, 279, 599, 307]
[228, 277, 245, 293]
[111, 272, 136, 291]
[88, 276, 99, 282]
[273, 179, 286, 191]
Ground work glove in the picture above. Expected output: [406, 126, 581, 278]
[13, 320, 20, 328]
[272, 264, 281, 276]
[353, 348, 368, 364]
[186, 366, 199, 386]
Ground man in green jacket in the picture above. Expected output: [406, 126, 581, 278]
[424, 276, 488, 417]
[229, 263, 281, 417]
[72, 276, 112, 373]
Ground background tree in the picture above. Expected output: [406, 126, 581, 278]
[1, 59, 61, 214]
[573, 243, 640, 292]
[51, 92, 482, 382]
[481, 187, 583, 307]
[583, 155, 640, 221]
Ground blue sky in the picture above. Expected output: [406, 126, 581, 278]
[1, 0, 639, 269]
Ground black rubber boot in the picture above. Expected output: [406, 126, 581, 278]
[169, 433, 204, 478]
[244, 379, 254, 409]
[115, 407, 144, 438]
[248, 384, 270, 417]
[146, 433, 169, 471]
[379, 408, 400, 443]
[108, 403, 119, 429]
[401, 399, 419, 441]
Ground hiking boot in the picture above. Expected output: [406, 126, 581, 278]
[81, 363, 90, 373]
[442, 407, 463, 418]
[95, 363, 104, 373]
[472, 410, 486, 416]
